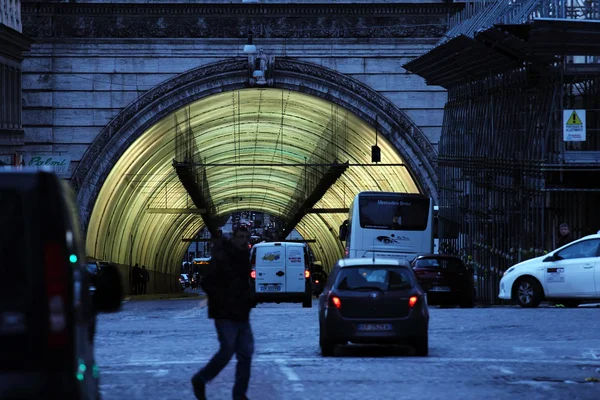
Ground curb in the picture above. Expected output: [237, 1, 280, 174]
[123, 292, 204, 302]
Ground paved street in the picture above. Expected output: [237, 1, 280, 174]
[96, 297, 600, 400]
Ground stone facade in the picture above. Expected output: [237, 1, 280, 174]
[0, 0, 32, 155]
[18, 1, 456, 177]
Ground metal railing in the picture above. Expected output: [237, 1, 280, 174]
[444, 0, 600, 45]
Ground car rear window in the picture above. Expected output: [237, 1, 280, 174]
[0, 189, 29, 309]
[336, 266, 414, 291]
[414, 258, 465, 271]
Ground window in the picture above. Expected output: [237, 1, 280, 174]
[358, 195, 430, 231]
[414, 257, 466, 271]
[336, 266, 414, 291]
[557, 239, 600, 260]
[0, 63, 23, 129]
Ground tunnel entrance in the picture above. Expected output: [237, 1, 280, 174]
[72, 59, 438, 290]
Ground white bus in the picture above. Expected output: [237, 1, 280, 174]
[339, 191, 434, 262]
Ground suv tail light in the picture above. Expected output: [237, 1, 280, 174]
[408, 296, 418, 308]
[43, 241, 68, 349]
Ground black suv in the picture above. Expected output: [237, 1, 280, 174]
[0, 169, 123, 400]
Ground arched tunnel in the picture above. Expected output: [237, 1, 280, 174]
[84, 88, 425, 287]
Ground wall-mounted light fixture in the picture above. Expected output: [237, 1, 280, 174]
[243, 31, 257, 54]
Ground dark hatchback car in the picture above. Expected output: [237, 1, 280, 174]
[411, 254, 474, 308]
[318, 258, 429, 357]
[0, 169, 122, 400]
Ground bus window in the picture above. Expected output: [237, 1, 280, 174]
[358, 196, 430, 231]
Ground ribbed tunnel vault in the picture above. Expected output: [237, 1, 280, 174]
[86, 88, 420, 275]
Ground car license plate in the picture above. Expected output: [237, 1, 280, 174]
[357, 323, 393, 332]
[430, 286, 451, 292]
[259, 284, 281, 292]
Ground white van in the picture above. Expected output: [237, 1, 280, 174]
[250, 242, 312, 308]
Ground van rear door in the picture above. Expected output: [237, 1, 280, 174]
[285, 245, 306, 293]
[255, 244, 286, 293]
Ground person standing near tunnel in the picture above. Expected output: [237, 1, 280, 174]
[192, 226, 254, 400]
[556, 222, 574, 248]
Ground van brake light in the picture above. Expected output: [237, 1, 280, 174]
[250, 270, 256, 279]
[304, 270, 310, 279]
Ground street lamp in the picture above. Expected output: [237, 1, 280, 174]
[243, 31, 257, 54]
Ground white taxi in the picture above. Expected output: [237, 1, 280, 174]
[499, 232, 600, 308]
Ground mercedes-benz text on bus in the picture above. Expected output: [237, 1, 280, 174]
[339, 192, 434, 262]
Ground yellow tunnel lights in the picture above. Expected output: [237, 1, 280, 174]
[86, 88, 420, 275]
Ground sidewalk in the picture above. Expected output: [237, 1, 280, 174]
[123, 291, 204, 302]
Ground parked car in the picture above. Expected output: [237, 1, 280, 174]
[0, 169, 122, 400]
[411, 254, 475, 308]
[310, 261, 328, 297]
[180, 273, 190, 290]
[499, 232, 600, 308]
[318, 258, 429, 357]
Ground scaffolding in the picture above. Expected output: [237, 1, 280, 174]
[406, 3, 600, 304]
[173, 106, 220, 235]
[278, 105, 350, 237]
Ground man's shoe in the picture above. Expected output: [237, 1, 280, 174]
[191, 374, 206, 400]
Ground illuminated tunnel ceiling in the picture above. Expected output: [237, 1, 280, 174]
[86, 88, 420, 274]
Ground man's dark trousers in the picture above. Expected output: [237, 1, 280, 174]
[195, 319, 254, 398]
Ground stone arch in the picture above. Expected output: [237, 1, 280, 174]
[72, 58, 438, 231]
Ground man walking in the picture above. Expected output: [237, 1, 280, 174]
[192, 227, 253, 400]
[557, 222, 574, 248]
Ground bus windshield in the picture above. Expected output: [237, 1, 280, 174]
[358, 195, 430, 231]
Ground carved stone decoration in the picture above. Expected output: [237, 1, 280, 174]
[72, 59, 438, 233]
[21, 3, 457, 39]
[248, 50, 275, 87]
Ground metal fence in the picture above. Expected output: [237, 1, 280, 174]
[438, 69, 600, 305]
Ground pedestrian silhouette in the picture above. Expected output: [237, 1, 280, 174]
[191, 227, 254, 400]
[131, 263, 140, 295]
[141, 265, 150, 295]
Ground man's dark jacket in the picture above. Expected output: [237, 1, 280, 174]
[557, 233, 574, 248]
[200, 242, 253, 321]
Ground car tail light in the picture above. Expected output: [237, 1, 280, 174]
[329, 294, 342, 309]
[408, 296, 418, 308]
[344, 248, 349, 257]
[315, 280, 319, 284]
[304, 270, 310, 279]
[250, 270, 256, 279]
[43, 241, 68, 349]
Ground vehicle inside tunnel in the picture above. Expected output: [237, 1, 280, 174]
[84, 88, 424, 292]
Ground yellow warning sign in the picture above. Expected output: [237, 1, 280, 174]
[563, 109, 586, 142]
[566, 111, 583, 125]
